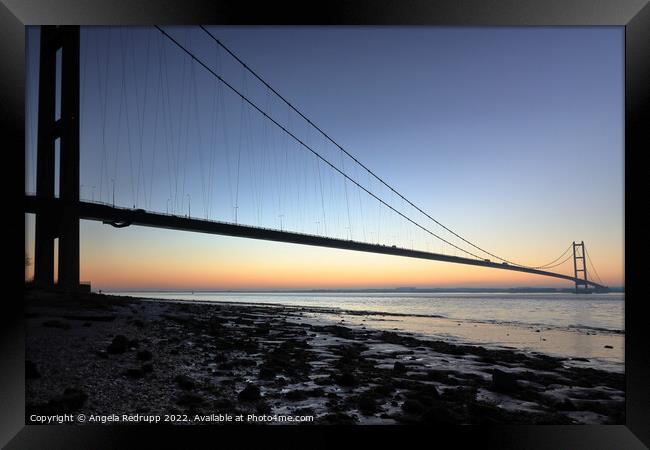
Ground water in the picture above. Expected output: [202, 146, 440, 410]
[111, 291, 624, 333]
[108, 291, 625, 370]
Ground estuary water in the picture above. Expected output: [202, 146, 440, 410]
[108, 291, 625, 371]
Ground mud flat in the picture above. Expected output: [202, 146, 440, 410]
[25, 289, 625, 425]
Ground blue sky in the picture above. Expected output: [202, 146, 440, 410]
[25, 26, 624, 289]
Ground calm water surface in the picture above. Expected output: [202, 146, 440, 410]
[108, 291, 625, 370]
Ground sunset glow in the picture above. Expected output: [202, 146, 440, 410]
[24, 27, 624, 291]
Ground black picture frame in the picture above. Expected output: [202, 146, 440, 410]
[3, 0, 648, 448]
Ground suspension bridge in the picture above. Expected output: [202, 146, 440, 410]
[24, 26, 608, 293]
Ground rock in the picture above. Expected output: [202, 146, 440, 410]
[137, 350, 153, 361]
[218, 362, 234, 370]
[393, 361, 407, 374]
[26, 360, 40, 379]
[357, 396, 379, 416]
[254, 325, 270, 336]
[294, 407, 315, 416]
[174, 374, 196, 390]
[604, 345, 613, 349]
[309, 388, 326, 397]
[232, 358, 257, 367]
[285, 388, 324, 401]
[213, 398, 233, 409]
[557, 398, 577, 411]
[259, 366, 276, 380]
[427, 370, 454, 383]
[286, 390, 309, 401]
[175, 392, 204, 407]
[124, 368, 145, 379]
[256, 401, 272, 414]
[370, 382, 395, 396]
[401, 399, 424, 414]
[48, 388, 88, 412]
[492, 369, 518, 392]
[238, 384, 261, 402]
[107, 335, 130, 354]
[420, 405, 460, 424]
[411, 385, 440, 404]
[441, 386, 477, 403]
[337, 371, 357, 387]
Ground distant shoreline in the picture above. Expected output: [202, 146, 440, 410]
[104, 287, 625, 294]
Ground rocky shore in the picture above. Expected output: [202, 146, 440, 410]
[25, 289, 625, 425]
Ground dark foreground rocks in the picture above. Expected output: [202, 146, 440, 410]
[25, 289, 625, 425]
[492, 369, 518, 392]
[238, 384, 261, 402]
[27, 387, 88, 416]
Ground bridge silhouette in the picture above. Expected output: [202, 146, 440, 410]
[25, 26, 608, 293]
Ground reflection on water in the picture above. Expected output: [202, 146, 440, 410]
[109, 291, 625, 370]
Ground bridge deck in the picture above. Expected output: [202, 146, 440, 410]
[24, 195, 606, 289]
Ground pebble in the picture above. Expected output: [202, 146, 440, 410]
[238, 384, 261, 402]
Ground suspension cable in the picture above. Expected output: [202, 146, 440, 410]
[528, 243, 574, 270]
[198, 25, 550, 268]
[155, 25, 484, 260]
[585, 247, 605, 285]
[536, 252, 574, 270]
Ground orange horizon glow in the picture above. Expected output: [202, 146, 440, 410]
[25, 218, 625, 291]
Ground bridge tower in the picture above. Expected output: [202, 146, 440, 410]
[33, 26, 80, 291]
[572, 241, 589, 293]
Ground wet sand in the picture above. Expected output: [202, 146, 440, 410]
[307, 311, 624, 370]
[25, 289, 625, 425]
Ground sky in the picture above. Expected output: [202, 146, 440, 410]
[24, 26, 625, 290]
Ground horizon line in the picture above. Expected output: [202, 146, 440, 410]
[97, 286, 624, 293]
